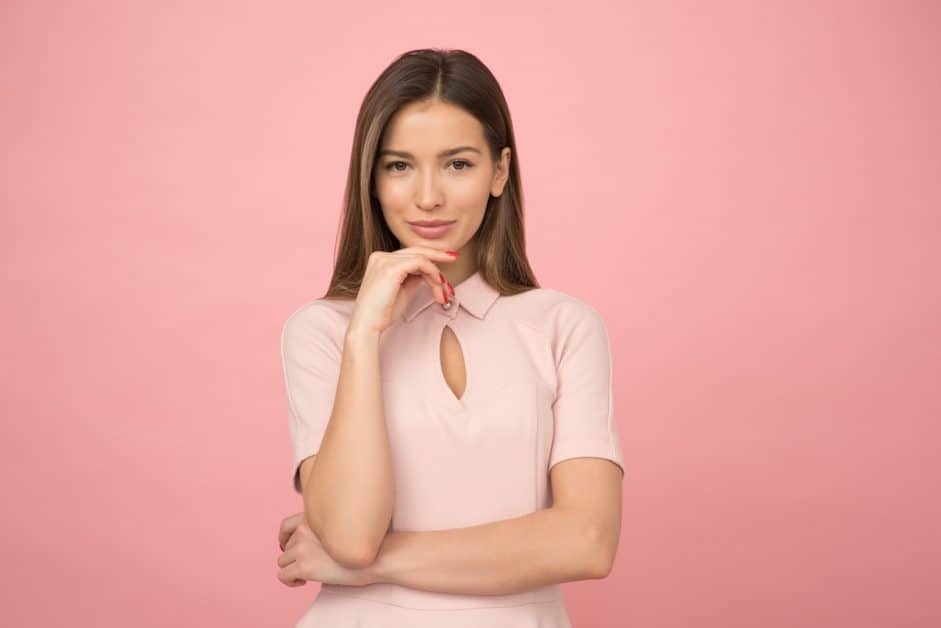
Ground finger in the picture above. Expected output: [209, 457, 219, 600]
[279, 512, 303, 541]
[280, 559, 313, 587]
[276, 564, 307, 587]
[387, 257, 445, 304]
[285, 529, 300, 551]
[397, 255, 451, 304]
[395, 246, 459, 297]
[277, 544, 298, 568]
[278, 512, 304, 550]
[279, 524, 297, 552]
[394, 245, 460, 262]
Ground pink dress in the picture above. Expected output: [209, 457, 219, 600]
[281, 269, 626, 627]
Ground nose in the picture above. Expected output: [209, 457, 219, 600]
[415, 170, 444, 210]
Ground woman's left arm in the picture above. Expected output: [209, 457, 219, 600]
[365, 457, 623, 595]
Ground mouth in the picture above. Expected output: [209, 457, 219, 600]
[407, 220, 456, 239]
[408, 219, 456, 227]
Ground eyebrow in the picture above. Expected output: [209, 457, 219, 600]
[377, 146, 482, 159]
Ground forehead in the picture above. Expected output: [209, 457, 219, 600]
[380, 100, 485, 150]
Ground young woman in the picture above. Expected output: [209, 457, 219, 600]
[276, 48, 625, 627]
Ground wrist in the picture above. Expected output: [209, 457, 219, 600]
[350, 562, 383, 587]
[345, 325, 381, 347]
[364, 532, 401, 585]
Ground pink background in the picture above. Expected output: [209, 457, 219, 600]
[3, 1, 939, 626]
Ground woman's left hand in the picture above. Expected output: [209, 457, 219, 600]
[276, 512, 375, 588]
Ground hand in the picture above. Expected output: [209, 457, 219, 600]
[276, 512, 376, 588]
[349, 246, 459, 336]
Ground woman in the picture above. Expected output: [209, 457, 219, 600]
[276, 48, 625, 627]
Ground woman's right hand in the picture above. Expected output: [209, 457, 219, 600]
[349, 246, 459, 336]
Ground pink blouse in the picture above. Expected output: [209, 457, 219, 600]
[281, 269, 625, 627]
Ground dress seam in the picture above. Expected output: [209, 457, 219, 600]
[318, 588, 562, 611]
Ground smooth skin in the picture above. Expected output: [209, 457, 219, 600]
[277, 97, 623, 592]
[297, 244, 461, 570]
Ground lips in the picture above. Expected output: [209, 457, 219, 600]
[408, 220, 455, 227]
[407, 220, 456, 239]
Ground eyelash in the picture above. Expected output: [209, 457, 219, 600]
[383, 160, 473, 172]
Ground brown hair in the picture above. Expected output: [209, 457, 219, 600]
[321, 47, 539, 300]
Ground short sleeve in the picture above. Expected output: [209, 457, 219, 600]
[548, 302, 626, 477]
[280, 303, 344, 494]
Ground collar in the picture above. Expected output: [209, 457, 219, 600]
[401, 269, 500, 323]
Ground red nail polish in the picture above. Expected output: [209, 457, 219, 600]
[446, 250, 459, 257]
[448, 282, 455, 296]
[439, 272, 445, 283]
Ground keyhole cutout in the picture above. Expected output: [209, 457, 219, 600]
[439, 324, 467, 401]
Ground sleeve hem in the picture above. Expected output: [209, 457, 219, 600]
[548, 437, 625, 477]
[292, 447, 320, 495]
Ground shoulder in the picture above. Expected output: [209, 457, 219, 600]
[500, 286, 607, 337]
[281, 297, 354, 349]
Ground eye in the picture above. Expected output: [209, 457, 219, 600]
[381, 159, 474, 173]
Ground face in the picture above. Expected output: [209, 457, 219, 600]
[373, 99, 511, 257]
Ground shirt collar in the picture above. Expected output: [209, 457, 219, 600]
[402, 269, 500, 323]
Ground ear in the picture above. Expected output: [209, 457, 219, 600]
[490, 147, 512, 198]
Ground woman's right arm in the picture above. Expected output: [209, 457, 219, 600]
[302, 323, 392, 570]
[300, 247, 457, 569]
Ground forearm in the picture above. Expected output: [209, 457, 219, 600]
[366, 507, 605, 595]
[305, 328, 394, 567]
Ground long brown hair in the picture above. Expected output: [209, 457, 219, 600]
[321, 48, 539, 300]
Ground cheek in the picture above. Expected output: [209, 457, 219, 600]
[451, 175, 493, 207]
[376, 179, 411, 210]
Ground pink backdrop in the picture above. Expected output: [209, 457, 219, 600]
[3, 1, 939, 626]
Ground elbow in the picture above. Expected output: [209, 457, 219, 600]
[584, 525, 617, 579]
[323, 538, 380, 569]
[589, 548, 615, 579]
[316, 522, 382, 569]
[302, 510, 378, 569]
[301, 492, 391, 570]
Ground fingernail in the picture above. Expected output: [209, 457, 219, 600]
[446, 250, 459, 257]
[439, 272, 446, 284]
[448, 282, 455, 296]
